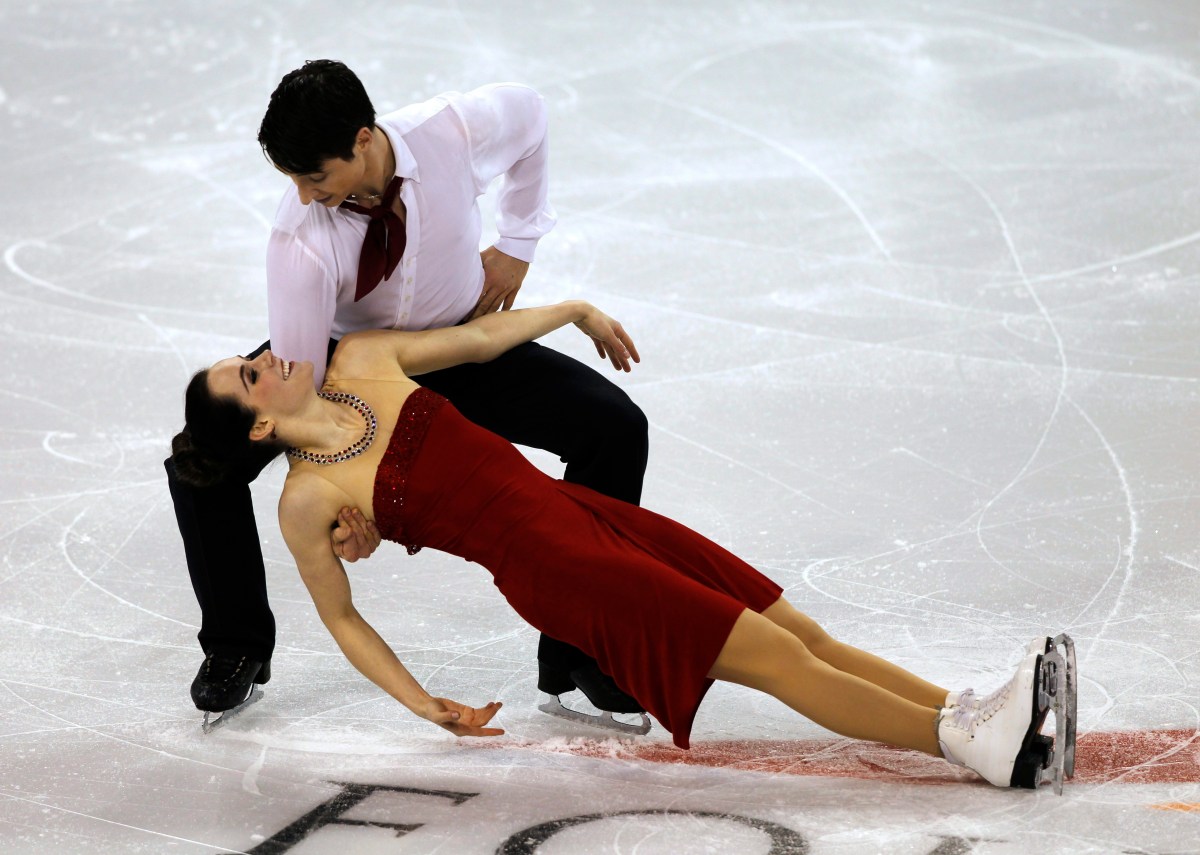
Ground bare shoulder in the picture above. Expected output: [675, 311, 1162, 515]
[279, 470, 347, 542]
[325, 330, 410, 382]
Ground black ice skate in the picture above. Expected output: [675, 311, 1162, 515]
[192, 652, 270, 734]
[537, 660, 651, 737]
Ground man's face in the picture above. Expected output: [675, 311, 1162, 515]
[282, 152, 365, 207]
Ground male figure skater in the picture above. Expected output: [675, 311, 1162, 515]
[165, 60, 649, 730]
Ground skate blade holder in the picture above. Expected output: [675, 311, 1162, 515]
[201, 687, 264, 734]
[1037, 634, 1077, 795]
[538, 694, 652, 736]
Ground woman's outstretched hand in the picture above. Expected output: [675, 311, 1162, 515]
[421, 697, 505, 737]
[574, 305, 640, 372]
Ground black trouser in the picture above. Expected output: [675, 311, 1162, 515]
[165, 340, 649, 672]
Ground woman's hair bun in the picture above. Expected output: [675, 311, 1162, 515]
[170, 427, 231, 487]
[168, 368, 286, 488]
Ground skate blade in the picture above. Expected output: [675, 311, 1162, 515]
[200, 687, 264, 734]
[1040, 634, 1078, 792]
[538, 695, 651, 736]
[1033, 640, 1077, 796]
[1052, 633, 1077, 779]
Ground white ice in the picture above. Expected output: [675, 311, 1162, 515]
[2, 1, 1199, 853]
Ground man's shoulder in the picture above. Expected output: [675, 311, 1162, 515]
[378, 92, 457, 137]
[271, 189, 325, 237]
[380, 84, 538, 133]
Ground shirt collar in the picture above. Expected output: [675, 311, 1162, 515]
[379, 124, 419, 184]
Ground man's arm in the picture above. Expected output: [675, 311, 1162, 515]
[266, 229, 340, 389]
[451, 84, 557, 318]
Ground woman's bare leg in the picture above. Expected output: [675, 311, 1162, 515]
[761, 598, 948, 710]
[708, 608, 942, 755]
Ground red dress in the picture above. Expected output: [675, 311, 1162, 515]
[372, 387, 782, 748]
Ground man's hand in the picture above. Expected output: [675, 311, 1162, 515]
[574, 305, 641, 372]
[330, 507, 381, 562]
[471, 246, 529, 319]
[421, 697, 505, 737]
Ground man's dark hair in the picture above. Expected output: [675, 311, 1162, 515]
[257, 59, 376, 175]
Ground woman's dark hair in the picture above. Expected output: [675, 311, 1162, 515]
[170, 369, 286, 488]
[257, 59, 377, 175]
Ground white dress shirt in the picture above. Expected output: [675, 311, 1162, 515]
[265, 83, 557, 387]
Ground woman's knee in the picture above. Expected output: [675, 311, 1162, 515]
[710, 610, 818, 686]
[763, 600, 837, 655]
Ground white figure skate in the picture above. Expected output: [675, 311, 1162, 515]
[947, 636, 1052, 709]
[939, 634, 1076, 793]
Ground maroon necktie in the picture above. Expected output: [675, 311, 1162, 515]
[340, 175, 405, 302]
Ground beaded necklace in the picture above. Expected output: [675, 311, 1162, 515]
[286, 392, 378, 465]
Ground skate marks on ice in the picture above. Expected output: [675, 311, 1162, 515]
[3, 0, 1200, 852]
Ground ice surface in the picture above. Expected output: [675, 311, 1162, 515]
[2, 1, 1199, 852]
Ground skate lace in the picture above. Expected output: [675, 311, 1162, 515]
[943, 704, 977, 735]
[202, 652, 250, 684]
[976, 680, 1012, 722]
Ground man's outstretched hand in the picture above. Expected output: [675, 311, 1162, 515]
[331, 507, 381, 562]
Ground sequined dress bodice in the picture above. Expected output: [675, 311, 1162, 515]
[371, 386, 565, 566]
[371, 387, 448, 555]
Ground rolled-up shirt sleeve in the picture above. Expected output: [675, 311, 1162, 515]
[266, 229, 339, 389]
[451, 83, 557, 262]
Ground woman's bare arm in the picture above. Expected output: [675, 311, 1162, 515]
[277, 475, 504, 737]
[333, 300, 639, 379]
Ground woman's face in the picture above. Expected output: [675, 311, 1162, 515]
[207, 350, 313, 423]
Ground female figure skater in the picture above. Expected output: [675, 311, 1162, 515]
[171, 301, 1063, 789]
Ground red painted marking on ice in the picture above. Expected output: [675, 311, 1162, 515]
[1150, 803, 1200, 813]
[1076, 729, 1200, 785]
[514, 729, 1200, 786]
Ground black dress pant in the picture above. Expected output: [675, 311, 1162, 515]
[165, 340, 649, 670]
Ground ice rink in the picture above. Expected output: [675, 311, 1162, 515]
[3, 1, 1199, 852]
